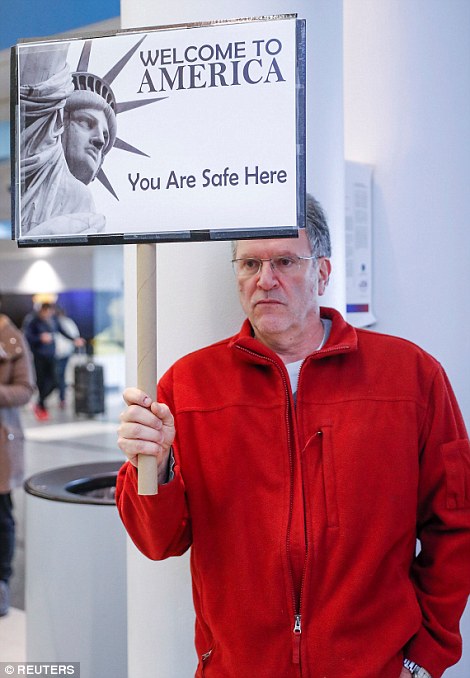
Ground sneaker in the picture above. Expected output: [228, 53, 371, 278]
[33, 404, 49, 421]
[0, 580, 9, 616]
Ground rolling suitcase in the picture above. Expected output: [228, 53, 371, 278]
[74, 358, 105, 415]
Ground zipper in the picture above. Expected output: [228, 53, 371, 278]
[235, 338, 350, 669]
[293, 613, 302, 664]
[236, 345, 306, 668]
[201, 648, 213, 675]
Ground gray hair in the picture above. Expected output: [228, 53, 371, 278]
[231, 193, 331, 258]
[304, 193, 332, 257]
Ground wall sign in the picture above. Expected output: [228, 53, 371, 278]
[345, 161, 376, 328]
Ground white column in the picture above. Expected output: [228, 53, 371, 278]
[121, 2, 344, 675]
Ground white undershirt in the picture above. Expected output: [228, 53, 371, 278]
[285, 318, 332, 397]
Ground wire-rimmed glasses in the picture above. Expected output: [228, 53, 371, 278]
[231, 255, 318, 279]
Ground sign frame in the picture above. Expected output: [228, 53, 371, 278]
[11, 15, 306, 248]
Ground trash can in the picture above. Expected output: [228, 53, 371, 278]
[24, 461, 127, 678]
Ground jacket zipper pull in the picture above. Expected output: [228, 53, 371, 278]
[201, 649, 212, 661]
[292, 614, 302, 664]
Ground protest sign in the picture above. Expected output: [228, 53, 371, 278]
[12, 15, 305, 246]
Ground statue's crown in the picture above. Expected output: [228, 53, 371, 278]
[71, 72, 117, 113]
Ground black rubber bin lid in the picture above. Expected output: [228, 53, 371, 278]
[24, 460, 125, 505]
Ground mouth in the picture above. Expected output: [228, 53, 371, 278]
[254, 299, 284, 308]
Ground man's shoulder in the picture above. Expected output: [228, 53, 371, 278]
[356, 326, 441, 370]
[174, 335, 235, 367]
[158, 334, 238, 399]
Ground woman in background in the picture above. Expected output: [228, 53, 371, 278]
[0, 307, 34, 616]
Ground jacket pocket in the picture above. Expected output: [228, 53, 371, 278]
[320, 426, 339, 528]
[441, 439, 470, 509]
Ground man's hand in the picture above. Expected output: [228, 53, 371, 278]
[117, 387, 176, 484]
[400, 668, 412, 677]
[39, 332, 53, 344]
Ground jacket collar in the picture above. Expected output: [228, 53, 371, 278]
[229, 307, 358, 366]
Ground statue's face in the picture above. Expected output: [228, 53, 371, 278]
[62, 107, 110, 184]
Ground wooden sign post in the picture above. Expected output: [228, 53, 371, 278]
[136, 243, 158, 495]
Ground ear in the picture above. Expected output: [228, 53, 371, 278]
[317, 258, 332, 296]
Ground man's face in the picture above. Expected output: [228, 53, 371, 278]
[62, 108, 109, 185]
[234, 230, 331, 350]
[39, 307, 54, 321]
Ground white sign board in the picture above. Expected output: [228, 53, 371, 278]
[12, 16, 306, 247]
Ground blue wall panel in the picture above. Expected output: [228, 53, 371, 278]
[1, 0, 120, 51]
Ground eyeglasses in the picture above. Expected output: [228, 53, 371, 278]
[231, 255, 318, 279]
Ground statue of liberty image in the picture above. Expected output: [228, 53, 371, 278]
[19, 35, 164, 237]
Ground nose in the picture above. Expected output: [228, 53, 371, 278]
[91, 137, 105, 150]
[256, 260, 279, 289]
[91, 126, 106, 150]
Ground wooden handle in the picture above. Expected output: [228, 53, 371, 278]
[136, 243, 158, 495]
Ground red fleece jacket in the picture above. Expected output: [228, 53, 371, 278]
[116, 307, 470, 678]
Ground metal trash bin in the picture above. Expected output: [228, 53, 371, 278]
[24, 461, 127, 678]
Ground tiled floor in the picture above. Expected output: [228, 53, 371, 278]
[0, 388, 124, 662]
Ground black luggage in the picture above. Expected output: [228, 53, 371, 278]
[74, 360, 105, 415]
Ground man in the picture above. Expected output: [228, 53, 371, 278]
[24, 302, 83, 420]
[116, 195, 470, 678]
[19, 42, 116, 236]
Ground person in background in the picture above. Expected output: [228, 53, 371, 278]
[116, 194, 470, 678]
[24, 302, 81, 421]
[0, 303, 34, 616]
[54, 307, 83, 409]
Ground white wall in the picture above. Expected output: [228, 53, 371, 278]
[344, 0, 470, 426]
[121, 1, 345, 675]
[92, 244, 123, 292]
[344, 1, 470, 675]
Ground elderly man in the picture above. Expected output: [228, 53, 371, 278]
[19, 42, 116, 236]
[116, 194, 470, 678]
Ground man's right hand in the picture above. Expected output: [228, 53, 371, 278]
[117, 388, 176, 483]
